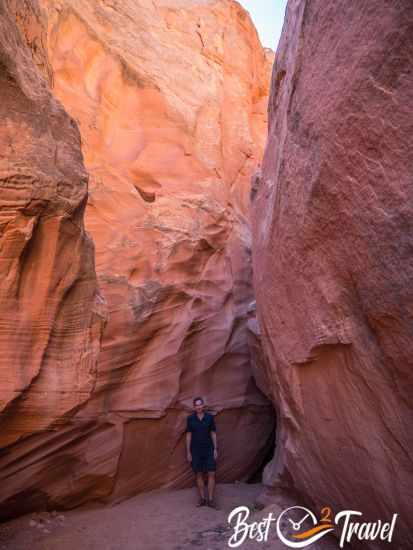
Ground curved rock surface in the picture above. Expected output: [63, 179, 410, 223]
[0, 0, 275, 517]
[0, 0, 105, 518]
[252, 0, 413, 546]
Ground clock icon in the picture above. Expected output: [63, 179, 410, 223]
[276, 506, 334, 548]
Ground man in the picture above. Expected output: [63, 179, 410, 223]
[186, 396, 219, 508]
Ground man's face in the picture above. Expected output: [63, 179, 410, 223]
[194, 400, 204, 413]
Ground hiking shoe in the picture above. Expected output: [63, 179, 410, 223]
[196, 497, 207, 507]
[207, 499, 219, 510]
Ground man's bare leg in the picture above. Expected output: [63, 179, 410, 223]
[207, 471, 215, 501]
[196, 472, 206, 500]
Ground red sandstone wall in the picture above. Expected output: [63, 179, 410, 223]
[252, 1, 413, 547]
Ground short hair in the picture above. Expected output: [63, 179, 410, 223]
[193, 396, 204, 405]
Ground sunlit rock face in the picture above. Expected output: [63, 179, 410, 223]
[0, 0, 106, 518]
[252, 0, 413, 546]
[0, 0, 275, 515]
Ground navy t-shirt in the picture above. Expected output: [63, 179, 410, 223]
[186, 412, 216, 453]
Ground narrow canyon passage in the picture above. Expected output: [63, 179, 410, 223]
[1, 0, 412, 549]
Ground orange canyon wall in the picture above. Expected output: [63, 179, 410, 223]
[0, 0, 275, 517]
[0, 0, 106, 517]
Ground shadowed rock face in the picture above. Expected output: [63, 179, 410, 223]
[252, 0, 413, 546]
[0, 0, 106, 518]
[0, 0, 275, 516]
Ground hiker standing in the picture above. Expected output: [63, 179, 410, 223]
[186, 396, 218, 508]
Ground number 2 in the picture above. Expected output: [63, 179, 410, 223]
[321, 507, 332, 523]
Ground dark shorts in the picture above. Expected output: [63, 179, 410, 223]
[191, 448, 216, 473]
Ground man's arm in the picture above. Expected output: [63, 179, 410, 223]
[186, 417, 192, 461]
[211, 431, 217, 456]
[210, 415, 218, 458]
[186, 431, 192, 461]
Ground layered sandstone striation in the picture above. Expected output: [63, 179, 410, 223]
[0, 0, 274, 516]
[252, 0, 413, 546]
[0, 0, 106, 517]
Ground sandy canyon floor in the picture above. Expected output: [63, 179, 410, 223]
[0, 482, 339, 550]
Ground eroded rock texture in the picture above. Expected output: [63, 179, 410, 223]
[252, 0, 413, 546]
[0, 0, 105, 518]
[0, 0, 275, 516]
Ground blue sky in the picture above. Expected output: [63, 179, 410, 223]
[238, 0, 288, 50]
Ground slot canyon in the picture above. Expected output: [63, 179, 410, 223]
[0, 0, 412, 549]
